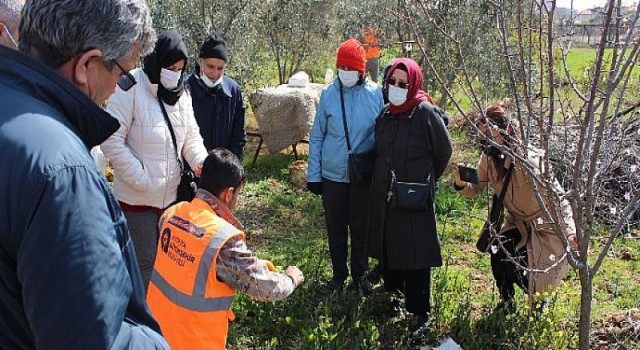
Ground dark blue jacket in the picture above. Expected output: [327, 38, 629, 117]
[186, 67, 246, 160]
[0, 46, 169, 349]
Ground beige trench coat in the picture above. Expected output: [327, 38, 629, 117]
[458, 147, 575, 300]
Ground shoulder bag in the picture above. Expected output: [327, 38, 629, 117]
[339, 81, 374, 185]
[385, 106, 433, 211]
[388, 169, 433, 211]
[157, 99, 197, 202]
[476, 165, 514, 253]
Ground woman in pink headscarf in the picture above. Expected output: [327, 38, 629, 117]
[367, 58, 452, 341]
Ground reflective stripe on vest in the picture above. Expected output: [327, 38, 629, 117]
[150, 223, 239, 312]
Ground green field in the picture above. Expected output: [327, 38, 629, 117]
[563, 47, 640, 79]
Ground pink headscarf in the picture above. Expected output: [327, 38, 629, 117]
[385, 58, 434, 114]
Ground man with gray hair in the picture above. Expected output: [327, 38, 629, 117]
[0, 0, 23, 48]
[0, 0, 169, 349]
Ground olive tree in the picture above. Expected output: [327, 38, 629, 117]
[145, 0, 410, 88]
[146, 0, 273, 89]
[255, 0, 341, 85]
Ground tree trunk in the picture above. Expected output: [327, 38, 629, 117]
[578, 266, 593, 350]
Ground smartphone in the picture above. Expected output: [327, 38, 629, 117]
[458, 165, 479, 184]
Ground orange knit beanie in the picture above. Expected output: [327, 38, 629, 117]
[336, 38, 366, 72]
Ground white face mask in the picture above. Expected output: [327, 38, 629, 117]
[160, 68, 182, 89]
[201, 73, 223, 88]
[338, 69, 359, 88]
[388, 84, 408, 106]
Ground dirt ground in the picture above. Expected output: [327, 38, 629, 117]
[593, 309, 640, 349]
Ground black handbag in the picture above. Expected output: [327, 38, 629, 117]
[476, 165, 514, 252]
[176, 164, 197, 202]
[158, 99, 197, 202]
[348, 152, 374, 185]
[339, 80, 374, 185]
[388, 169, 432, 211]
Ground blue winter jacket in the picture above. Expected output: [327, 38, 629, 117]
[307, 78, 384, 183]
[0, 47, 168, 349]
[186, 67, 246, 160]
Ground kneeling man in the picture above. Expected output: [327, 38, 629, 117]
[148, 148, 304, 350]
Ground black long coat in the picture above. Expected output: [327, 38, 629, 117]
[367, 102, 452, 270]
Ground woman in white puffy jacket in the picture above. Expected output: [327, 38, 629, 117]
[102, 30, 208, 290]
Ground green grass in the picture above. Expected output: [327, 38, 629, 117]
[563, 47, 596, 78]
[563, 47, 640, 77]
[224, 145, 640, 349]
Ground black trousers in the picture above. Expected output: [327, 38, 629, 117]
[490, 227, 529, 302]
[382, 267, 432, 316]
[381, 227, 431, 316]
[322, 178, 370, 281]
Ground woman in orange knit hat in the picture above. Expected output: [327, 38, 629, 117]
[307, 38, 384, 294]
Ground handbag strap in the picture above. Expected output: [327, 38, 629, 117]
[497, 164, 514, 203]
[487, 164, 514, 231]
[157, 98, 184, 172]
[388, 106, 431, 183]
[338, 80, 353, 153]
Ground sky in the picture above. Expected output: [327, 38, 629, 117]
[555, 0, 636, 10]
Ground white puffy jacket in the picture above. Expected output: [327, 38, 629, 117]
[102, 68, 208, 209]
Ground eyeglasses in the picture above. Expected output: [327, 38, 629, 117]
[388, 77, 409, 89]
[3, 24, 18, 49]
[111, 60, 137, 91]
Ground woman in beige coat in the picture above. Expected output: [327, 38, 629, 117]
[454, 103, 576, 311]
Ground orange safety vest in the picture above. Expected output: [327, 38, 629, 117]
[147, 198, 244, 350]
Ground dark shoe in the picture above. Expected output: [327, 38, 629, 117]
[385, 297, 404, 318]
[380, 290, 405, 318]
[410, 314, 430, 341]
[353, 276, 373, 295]
[367, 263, 382, 283]
[325, 278, 344, 293]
